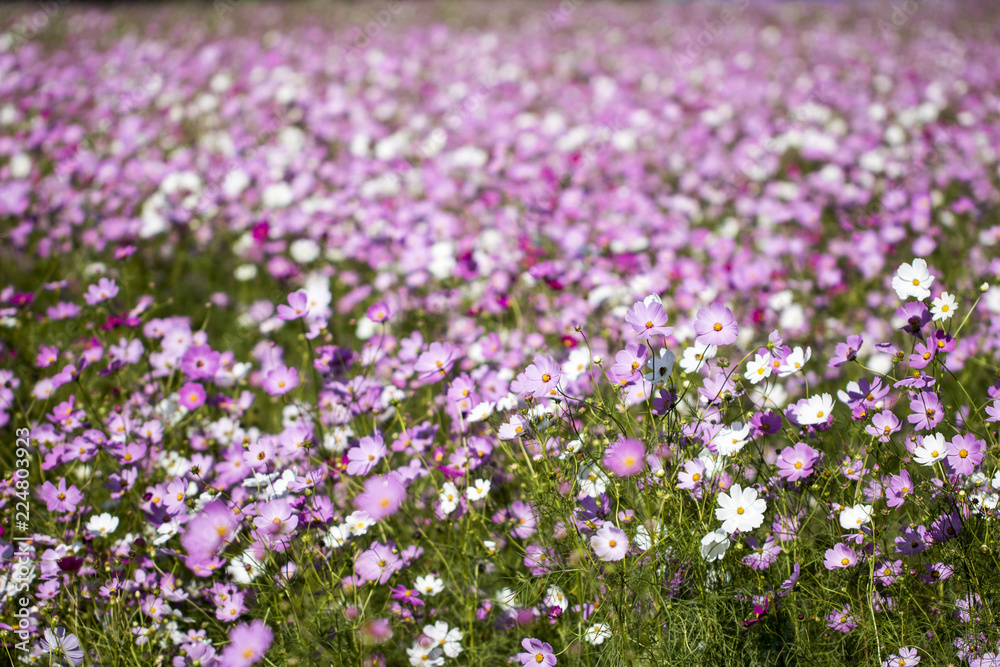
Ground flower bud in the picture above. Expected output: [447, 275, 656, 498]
[980, 282, 990, 293]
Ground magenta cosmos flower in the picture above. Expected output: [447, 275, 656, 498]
[517, 638, 557, 666]
[693, 303, 739, 346]
[262, 364, 298, 395]
[590, 523, 628, 561]
[354, 474, 406, 520]
[218, 619, 273, 667]
[37, 478, 83, 513]
[624, 300, 674, 339]
[602, 438, 646, 477]
[776, 442, 819, 481]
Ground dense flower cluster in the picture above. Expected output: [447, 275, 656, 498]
[2, 2, 1000, 666]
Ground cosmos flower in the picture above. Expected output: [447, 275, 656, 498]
[824, 543, 858, 570]
[624, 300, 674, 339]
[891, 258, 934, 300]
[693, 303, 739, 346]
[39, 627, 84, 666]
[590, 524, 628, 562]
[262, 364, 299, 396]
[354, 474, 406, 520]
[715, 484, 767, 533]
[517, 638, 557, 666]
[218, 619, 274, 667]
[602, 438, 646, 477]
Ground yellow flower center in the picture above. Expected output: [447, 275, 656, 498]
[841, 557, 850, 566]
[736, 507, 745, 515]
[713, 323, 723, 331]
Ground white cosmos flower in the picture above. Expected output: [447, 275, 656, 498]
[85, 513, 119, 537]
[891, 258, 934, 300]
[914, 433, 948, 466]
[466, 479, 491, 501]
[345, 511, 375, 536]
[415, 574, 444, 597]
[744, 352, 772, 385]
[544, 585, 569, 611]
[798, 393, 835, 425]
[583, 623, 612, 646]
[680, 344, 718, 374]
[422, 621, 463, 658]
[931, 292, 957, 321]
[467, 401, 495, 423]
[700, 528, 730, 562]
[644, 348, 676, 383]
[715, 484, 767, 533]
[578, 465, 609, 498]
[777, 346, 811, 376]
[712, 422, 751, 456]
[838, 504, 873, 530]
[322, 524, 351, 549]
[439, 482, 460, 515]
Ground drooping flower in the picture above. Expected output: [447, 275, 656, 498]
[39, 627, 84, 666]
[700, 527, 730, 561]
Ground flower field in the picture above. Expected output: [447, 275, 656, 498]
[2, 1, 1000, 665]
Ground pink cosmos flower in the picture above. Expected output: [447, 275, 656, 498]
[590, 523, 628, 561]
[180, 345, 221, 380]
[37, 478, 83, 513]
[946, 433, 984, 476]
[906, 391, 943, 432]
[776, 442, 819, 481]
[865, 410, 900, 443]
[181, 501, 239, 561]
[693, 303, 738, 346]
[366, 300, 392, 323]
[413, 342, 459, 381]
[347, 433, 387, 476]
[277, 291, 310, 321]
[517, 638, 557, 666]
[354, 542, 401, 584]
[886, 469, 914, 509]
[263, 364, 298, 395]
[824, 543, 858, 570]
[354, 474, 406, 520]
[624, 300, 674, 339]
[602, 438, 646, 477]
[522, 355, 561, 398]
[218, 619, 273, 667]
[178, 382, 206, 410]
[84, 277, 119, 305]
[828, 334, 863, 368]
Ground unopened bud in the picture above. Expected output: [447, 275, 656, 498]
[980, 282, 990, 293]
[592, 355, 603, 365]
